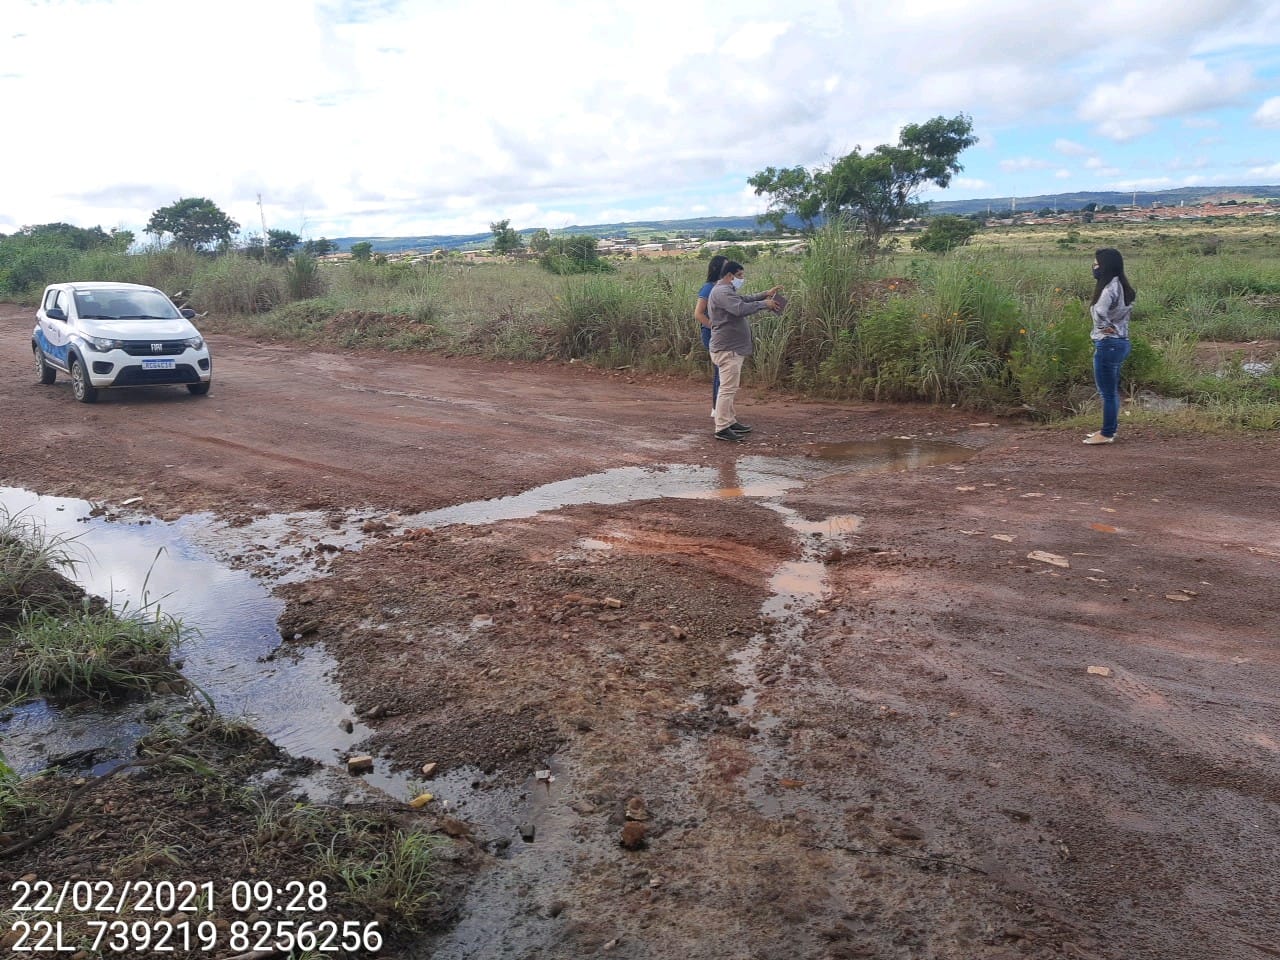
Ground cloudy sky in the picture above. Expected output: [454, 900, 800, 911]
[3, 0, 1280, 241]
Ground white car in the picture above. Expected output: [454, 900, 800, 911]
[32, 281, 212, 403]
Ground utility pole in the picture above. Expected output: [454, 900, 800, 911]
[257, 193, 268, 252]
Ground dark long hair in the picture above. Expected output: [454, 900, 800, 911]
[1090, 248, 1136, 306]
[704, 255, 728, 284]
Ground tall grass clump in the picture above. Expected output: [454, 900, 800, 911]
[0, 509, 80, 620]
[286, 252, 326, 301]
[551, 270, 681, 365]
[4, 601, 184, 701]
[326, 259, 443, 324]
[1, 511, 185, 702]
[315, 823, 442, 923]
[795, 219, 865, 363]
[190, 253, 284, 315]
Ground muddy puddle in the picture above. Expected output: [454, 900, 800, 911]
[2, 436, 974, 945]
[0, 486, 390, 788]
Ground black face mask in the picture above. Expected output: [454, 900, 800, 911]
[1092, 266, 1103, 280]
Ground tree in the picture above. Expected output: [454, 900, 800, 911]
[539, 234, 610, 275]
[749, 114, 978, 255]
[17, 223, 113, 250]
[145, 198, 239, 251]
[910, 215, 979, 253]
[303, 237, 336, 256]
[528, 228, 552, 254]
[490, 219, 524, 255]
[350, 241, 373, 262]
[266, 229, 301, 264]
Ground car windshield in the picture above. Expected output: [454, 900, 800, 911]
[74, 289, 181, 320]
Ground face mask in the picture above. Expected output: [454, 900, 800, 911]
[1092, 266, 1103, 280]
[731, 277, 745, 291]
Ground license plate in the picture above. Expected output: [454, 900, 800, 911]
[141, 358, 176, 370]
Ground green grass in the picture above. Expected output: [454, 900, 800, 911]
[0, 509, 81, 621]
[314, 821, 443, 923]
[3, 603, 184, 701]
[1, 510, 187, 702]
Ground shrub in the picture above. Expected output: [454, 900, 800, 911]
[540, 235, 611, 275]
[911, 215, 979, 253]
[286, 252, 326, 300]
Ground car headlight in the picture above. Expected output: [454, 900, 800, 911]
[184, 335, 204, 350]
[88, 336, 124, 352]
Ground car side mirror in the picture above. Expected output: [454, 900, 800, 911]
[180, 307, 197, 320]
[45, 306, 67, 321]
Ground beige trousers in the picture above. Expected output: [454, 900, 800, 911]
[710, 350, 745, 432]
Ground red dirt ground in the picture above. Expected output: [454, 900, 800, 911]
[2, 304, 1278, 960]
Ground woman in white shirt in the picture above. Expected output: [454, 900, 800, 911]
[1084, 247, 1136, 445]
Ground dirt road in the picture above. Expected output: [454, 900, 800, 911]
[2, 304, 1278, 959]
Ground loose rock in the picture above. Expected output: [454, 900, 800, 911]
[620, 821, 648, 849]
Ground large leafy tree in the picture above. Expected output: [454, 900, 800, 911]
[527, 228, 552, 254]
[145, 197, 239, 251]
[266, 229, 301, 263]
[490, 219, 524, 255]
[749, 114, 977, 254]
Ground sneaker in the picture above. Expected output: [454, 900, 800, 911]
[728, 422, 752, 434]
[1083, 432, 1115, 445]
[714, 427, 747, 442]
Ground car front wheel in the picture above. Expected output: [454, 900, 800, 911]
[70, 356, 99, 403]
[187, 381, 211, 396]
[34, 344, 56, 385]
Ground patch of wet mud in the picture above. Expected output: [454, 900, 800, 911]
[4, 438, 979, 955]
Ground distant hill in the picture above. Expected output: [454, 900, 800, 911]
[330, 216, 786, 254]
[331, 186, 1280, 254]
[929, 185, 1280, 216]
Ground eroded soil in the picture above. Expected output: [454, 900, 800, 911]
[2, 304, 1278, 959]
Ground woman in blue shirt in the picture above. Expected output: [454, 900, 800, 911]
[694, 255, 728, 418]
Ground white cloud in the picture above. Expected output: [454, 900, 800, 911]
[999, 158, 1052, 172]
[2, 0, 1279, 236]
[1254, 96, 1280, 128]
[1055, 169, 1072, 179]
[1247, 162, 1280, 178]
[1078, 60, 1255, 140]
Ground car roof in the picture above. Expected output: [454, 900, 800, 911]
[52, 281, 161, 293]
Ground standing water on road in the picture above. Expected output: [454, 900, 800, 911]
[1, 438, 972, 815]
[0, 486, 389, 789]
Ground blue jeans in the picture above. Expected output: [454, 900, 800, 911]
[701, 325, 719, 408]
[1092, 337, 1131, 437]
